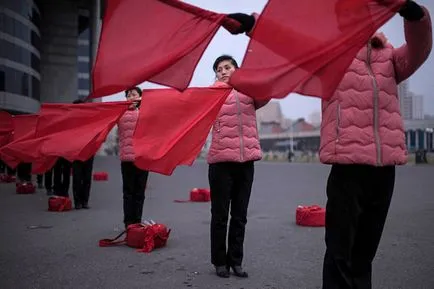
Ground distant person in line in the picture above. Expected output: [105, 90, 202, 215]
[71, 98, 94, 209]
[118, 87, 149, 228]
[207, 55, 268, 278]
[36, 174, 43, 189]
[287, 150, 294, 162]
[16, 162, 32, 184]
[53, 157, 71, 197]
[44, 167, 54, 195]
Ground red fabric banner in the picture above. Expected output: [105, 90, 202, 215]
[133, 87, 232, 175]
[12, 114, 38, 141]
[89, 0, 237, 98]
[0, 114, 38, 168]
[0, 103, 128, 172]
[229, 0, 405, 100]
[36, 102, 129, 163]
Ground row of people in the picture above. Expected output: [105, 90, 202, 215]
[1, 156, 93, 210]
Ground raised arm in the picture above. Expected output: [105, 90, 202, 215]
[393, 2, 432, 83]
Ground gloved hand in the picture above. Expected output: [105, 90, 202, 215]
[399, 0, 424, 21]
[226, 13, 255, 34]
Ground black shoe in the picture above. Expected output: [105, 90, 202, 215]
[82, 204, 89, 209]
[75, 204, 83, 210]
[229, 266, 248, 278]
[215, 266, 230, 278]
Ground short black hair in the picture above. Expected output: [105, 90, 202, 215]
[125, 86, 142, 97]
[73, 99, 85, 104]
[213, 55, 239, 72]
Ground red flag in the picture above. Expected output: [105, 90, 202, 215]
[229, 0, 405, 100]
[37, 102, 129, 163]
[0, 102, 129, 172]
[31, 158, 58, 175]
[90, 0, 236, 98]
[12, 114, 38, 140]
[0, 114, 56, 172]
[133, 87, 232, 175]
[0, 114, 39, 168]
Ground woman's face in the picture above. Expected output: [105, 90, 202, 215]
[215, 60, 236, 83]
[126, 89, 141, 101]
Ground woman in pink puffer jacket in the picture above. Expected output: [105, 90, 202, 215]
[118, 87, 149, 228]
[319, 2, 432, 288]
[207, 55, 267, 279]
[224, 1, 431, 287]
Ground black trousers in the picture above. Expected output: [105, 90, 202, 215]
[72, 157, 94, 206]
[209, 161, 254, 267]
[0, 160, 5, 174]
[53, 158, 71, 197]
[322, 164, 395, 289]
[0, 160, 15, 176]
[44, 169, 53, 191]
[17, 163, 32, 182]
[37, 174, 43, 185]
[121, 161, 149, 226]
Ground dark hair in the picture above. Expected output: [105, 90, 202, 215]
[213, 55, 239, 72]
[73, 99, 85, 104]
[125, 86, 142, 97]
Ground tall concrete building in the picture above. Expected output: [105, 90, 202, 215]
[411, 93, 424, 120]
[398, 80, 424, 120]
[0, 0, 102, 114]
[398, 80, 412, 119]
[77, 8, 92, 100]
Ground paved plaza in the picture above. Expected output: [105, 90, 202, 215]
[0, 157, 433, 289]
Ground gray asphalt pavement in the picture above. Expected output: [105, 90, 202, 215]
[0, 157, 433, 289]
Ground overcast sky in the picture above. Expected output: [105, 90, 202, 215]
[103, 0, 434, 119]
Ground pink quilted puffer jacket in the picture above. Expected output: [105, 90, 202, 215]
[320, 9, 432, 166]
[207, 81, 267, 164]
[118, 109, 139, 162]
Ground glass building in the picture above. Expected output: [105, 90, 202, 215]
[0, 0, 42, 113]
[0, 0, 102, 114]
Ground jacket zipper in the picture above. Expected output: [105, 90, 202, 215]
[235, 91, 245, 162]
[365, 43, 382, 166]
[336, 102, 341, 143]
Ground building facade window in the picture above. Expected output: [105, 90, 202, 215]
[0, 39, 40, 73]
[78, 78, 90, 91]
[77, 11, 91, 97]
[0, 0, 41, 103]
[78, 61, 90, 73]
[0, 12, 41, 45]
[0, 70, 4, 91]
[0, 65, 39, 99]
[1, 0, 35, 19]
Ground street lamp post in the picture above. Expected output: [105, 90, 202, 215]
[290, 122, 294, 153]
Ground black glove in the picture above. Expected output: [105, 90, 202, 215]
[399, 0, 424, 21]
[135, 100, 141, 109]
[226, 13, 255, 34]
